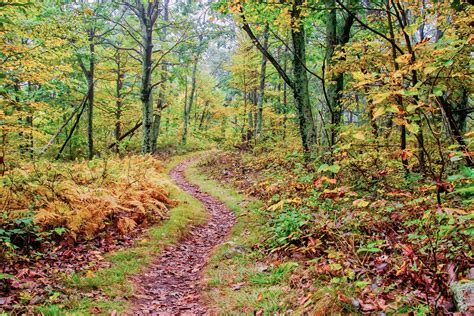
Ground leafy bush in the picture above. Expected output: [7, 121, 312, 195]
[269, 207, 310, 248]
[202, 149, 473, 313]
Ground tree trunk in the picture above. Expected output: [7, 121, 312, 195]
[386, 1, 409, 173]
[291, 0, 317, 152]
[140, 20, 154, 154]
[151, 0, 169, 153]
[115, 53, 124, 153]
[283, 57, 288, 140]
[256, 23, 269, 136]
[182, 59, 198, 144]
[240, 1, 317, 152]
[198, 101, 209, 130]
[325, 0, 353, 149]
[325, 0, 338, 148]
[87, 31, 95, 160]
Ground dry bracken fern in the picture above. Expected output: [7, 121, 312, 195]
[1, 155, 176, 241]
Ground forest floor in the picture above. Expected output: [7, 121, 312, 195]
[130, 156, 235, 314]
[3, 151, 471, 314]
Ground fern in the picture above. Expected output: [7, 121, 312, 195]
[1, 156, 176, 256]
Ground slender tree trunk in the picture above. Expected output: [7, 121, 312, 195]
[386, 0, 408, 173]
[182, 59, 198, 144]
[291, 1, 317, 152]
[283, 57, 288, 140]
[115, 53, 124, 153]
[325, 0, 353, 149]
[87, 31, 95, 160]
[26, 82, 33, 158]
[256, 23, 269, 136]
[252, 89, 257, 142]
[198, 101, 209, 130]
[240, 0, 317, 152]
[325, 0, 338, 148]
[182, 75, 188, 138]
[140, 20, 154, 154]
[56, 95, 89, 160]
[151, 0, 169, 153]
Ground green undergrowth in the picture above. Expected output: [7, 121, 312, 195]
[39, 154, 208, 315]
[184, 155, 300, 313]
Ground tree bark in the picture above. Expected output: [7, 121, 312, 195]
[386, 0, 408, 173]
[114, 51, 124, 153]
[239, 0, 318, 151]
[324, 0, 354, 148]
[108, 121, 143, 150]
[123, 0, 161, 154]
[140, 20, 154, 154]
[291, 0, 317, 152]
[87, 30, 95, 160]
[151, 0, 169, 153]
[182, 59, 198, 144]
[256, 23, 269, 136]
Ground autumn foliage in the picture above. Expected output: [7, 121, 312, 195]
[202, 147, 473, 313]
[1, 156, 175, 261]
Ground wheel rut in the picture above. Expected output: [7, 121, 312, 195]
[130, 157, 236, 315]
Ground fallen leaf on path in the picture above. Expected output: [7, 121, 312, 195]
[90, 307, 101, 314]
[231, 282, 245, 290]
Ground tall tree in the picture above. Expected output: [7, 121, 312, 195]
[238, 0, 318, 152]
[256, 23, 269, 136]
[151, 0, 170, 152]
[324, 0, 354, 148]
[120, 0, 162, 154]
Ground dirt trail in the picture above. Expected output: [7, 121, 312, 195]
[130, 157, 236, 315]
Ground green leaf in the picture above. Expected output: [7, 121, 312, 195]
[406, 123, 420, 134]
[432, 86, 443, 96]
[443, 60, 454, 67]
[53, 227, 66, 235]
[354, 281, 371, 288]
[403, 89, 419, 97]
[450, 155, 463, 162]
[357, 247, 381, 253]
[327, 165, 341, 173]
[317, 164, 329, 173]
[406, 103, 420, 113]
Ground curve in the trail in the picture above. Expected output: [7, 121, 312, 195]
[130, 157, 236, 315]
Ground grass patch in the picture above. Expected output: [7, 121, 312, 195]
[184, 155, 300, 313]
[44, 155, 208, 314]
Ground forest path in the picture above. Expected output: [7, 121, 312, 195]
[130, 156, 235, 315]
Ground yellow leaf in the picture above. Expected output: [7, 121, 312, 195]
[268, 200, 285, 212]
[353, 131, 365, 141]
[84, 8, 94, 16]
[351, 71, 366, 81]
[353, 199, 369, 208]
[423, 66, 438, 75]
[393, 118, 407, 126]
[372, 92, 391, 105]
[86, 270, 95, 278]
[372, 107, 385, 119]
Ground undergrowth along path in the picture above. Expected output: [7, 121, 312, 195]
[131, 156, 236, 314]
